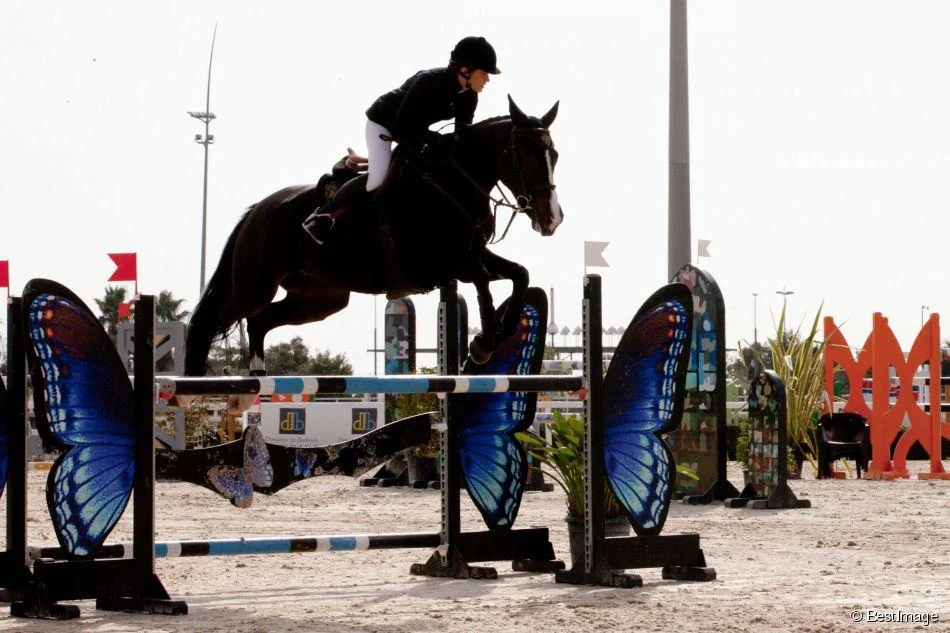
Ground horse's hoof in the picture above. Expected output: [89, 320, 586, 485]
[249, 369, 267, 377]
[469, 339, 494, 365]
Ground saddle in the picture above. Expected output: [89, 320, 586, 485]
[302, 149, 433, 297]
[302, 150, 405, 244]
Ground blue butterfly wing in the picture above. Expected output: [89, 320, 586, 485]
[293, 451, 318, 479]
[23, 279, 135, 557]
[603, 284, 692, 536]
[207, 466, 255, 508]
[454, 288, 547, 529]
[0, 377, 8, 499]
[243, 425, 273, 489]
[205, 426, 273, 507]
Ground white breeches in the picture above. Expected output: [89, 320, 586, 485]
[365, 120, 393, 192]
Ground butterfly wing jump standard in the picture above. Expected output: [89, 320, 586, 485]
[15, 281, 187, 619]
[556, 280, 716, 588]
[22, 280, 136, 558]
[0, 376, 8, 500]
[410, 283, 563, 580]
[602, 285, 692, 536]
[452, 287, 547, 529]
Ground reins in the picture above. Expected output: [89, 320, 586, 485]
[445, 124, 555, 245]
[395, 120, 553, 245]
[445, 155, 524, 245]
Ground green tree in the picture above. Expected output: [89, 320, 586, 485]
[261, 338, 353, 376]
[264, 337, 314, 375]
[727, 340, 774, 384]
[157, 396, 224, 448]
[202, 323, 250, 376]
[94, 286, 129, 341]
[306, 349, 353, 375]
[156, 290, 190, 322]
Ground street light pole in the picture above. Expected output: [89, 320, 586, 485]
[188, 23, 218, 295]
[776, 287, 794, 326]
[667, 0, 691, 279]
[752, 292, 758, 344]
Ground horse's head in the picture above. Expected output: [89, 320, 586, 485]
[500, 96, 563, 236]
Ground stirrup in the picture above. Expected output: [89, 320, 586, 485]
[302, 212, 335, 246]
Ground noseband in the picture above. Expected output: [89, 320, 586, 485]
[504, 127, 557, 213]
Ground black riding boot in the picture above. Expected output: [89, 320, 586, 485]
[302, 175, 369, 245]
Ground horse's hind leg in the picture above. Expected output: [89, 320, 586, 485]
[245, 283, 350, 374]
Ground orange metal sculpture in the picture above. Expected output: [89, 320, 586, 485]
[823, 313, 949, 480]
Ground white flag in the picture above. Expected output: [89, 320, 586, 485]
[584, 241, 609, 267]
[698, 239, 712, 258]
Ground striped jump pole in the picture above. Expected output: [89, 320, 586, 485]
[158, 374, 585, 399]
[32, 533, 442, 562]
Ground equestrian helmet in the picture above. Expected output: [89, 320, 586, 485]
[450, 36, 501, 74]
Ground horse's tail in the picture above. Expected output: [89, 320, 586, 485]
[184, 208, 251, 375]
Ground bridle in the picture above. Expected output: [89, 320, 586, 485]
[446, 124, 557, 244]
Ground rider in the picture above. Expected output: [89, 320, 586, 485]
[303, 36, 501, 244]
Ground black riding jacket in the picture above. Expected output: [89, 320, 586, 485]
[366, 67, 477, 148]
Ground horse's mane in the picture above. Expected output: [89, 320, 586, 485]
[472, 114, 511, 127]
[470, 112, 545, 130]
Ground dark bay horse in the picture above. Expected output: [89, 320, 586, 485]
[184, 96, 562, 376]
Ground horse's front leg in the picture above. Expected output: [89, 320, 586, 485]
[458, 263, 500, 365]
[459, 251, 529, 364]
[480, 251, 530, 343]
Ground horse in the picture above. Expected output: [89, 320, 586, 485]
[184, 96, 562, 376]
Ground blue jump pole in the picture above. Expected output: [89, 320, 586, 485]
[158, 374, 585, 398]
[32, 532, 442, 561]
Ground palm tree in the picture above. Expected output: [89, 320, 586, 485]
[94, 286, 129, 341]
[156, 290, 190, 322]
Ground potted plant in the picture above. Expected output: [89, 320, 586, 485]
[520, 412, 699, 564]
[405, 428, 440, 483]
[386, 370, 441, 483]
[518, 412, 631, 567]
[732, 413, 754, 486]
[742, 300, 826, 476]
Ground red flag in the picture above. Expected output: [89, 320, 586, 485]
[118, 302, 134, 320]
[0, 260, 8, 289]
[108, 253, 137, 282]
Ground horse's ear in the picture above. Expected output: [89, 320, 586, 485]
[541, 101, 559, 128]
[508, 94, 529, 127]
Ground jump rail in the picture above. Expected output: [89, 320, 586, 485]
[159, 374, 585, 398]
[31, 533, 442, 561]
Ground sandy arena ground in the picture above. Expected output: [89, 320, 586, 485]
[1, 462, 948, 632]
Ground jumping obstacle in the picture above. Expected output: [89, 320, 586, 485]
[1, 274, 715, 619]
[670, 264, 740, 505]
[724, 371, 810, 509]
[824, 312, 950, 479]
[554, 278, 713, 587]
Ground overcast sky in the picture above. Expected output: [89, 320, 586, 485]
[3, 1, 949, 374]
